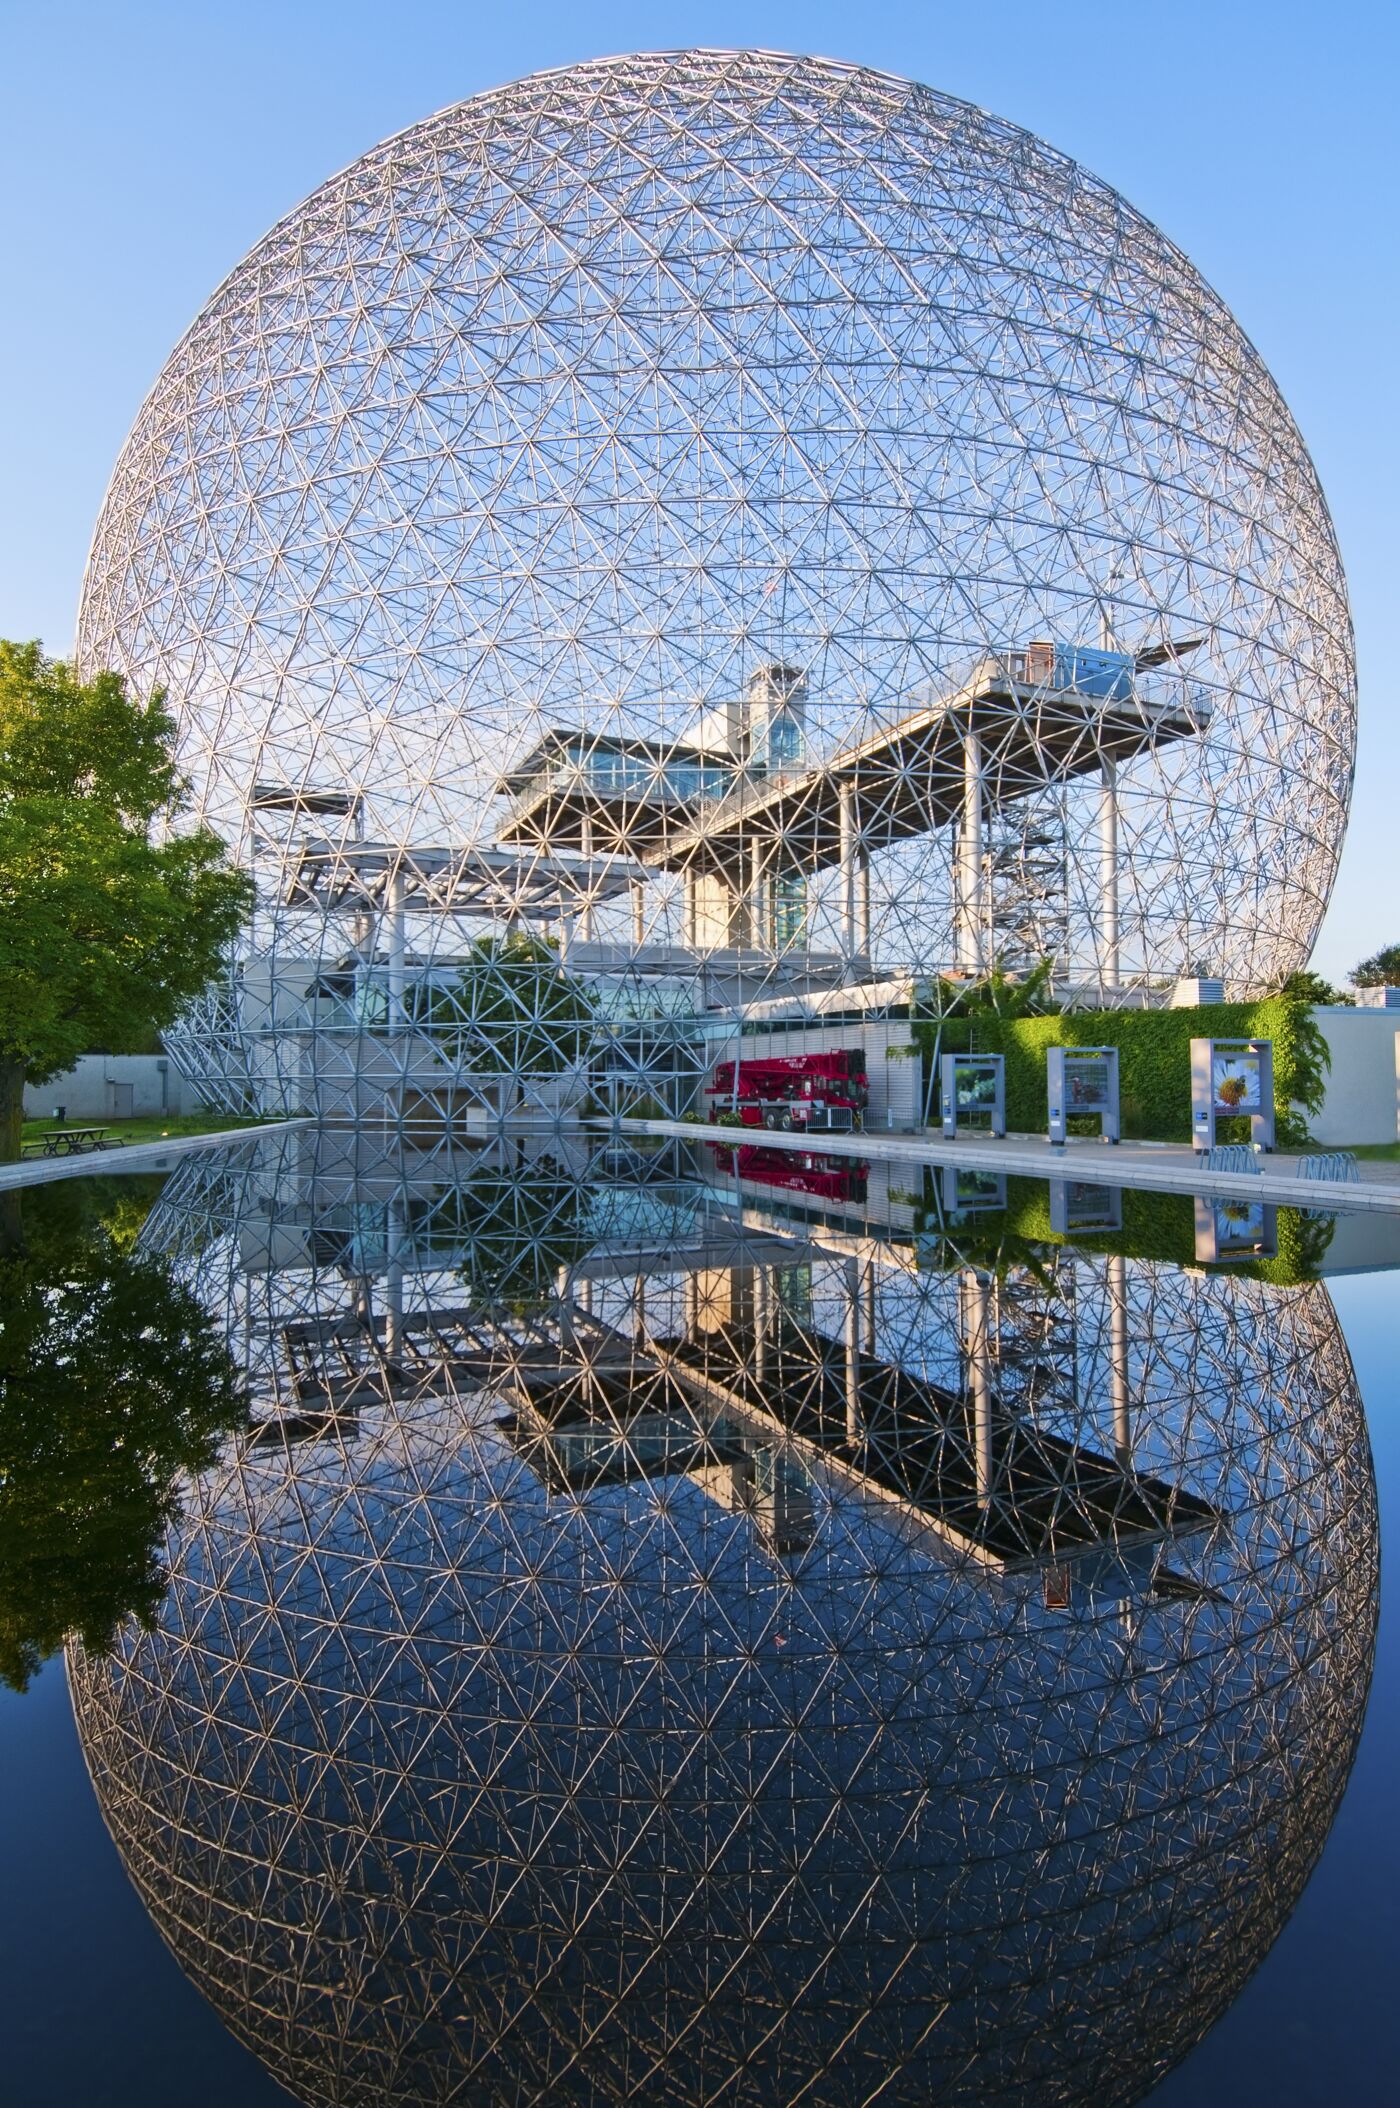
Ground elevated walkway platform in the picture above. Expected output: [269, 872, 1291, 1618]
[494, 654, 1205, 883]
[278, 840, 645, 919]
[648, 660, 1205, 880]
[657, 1327, 1217, 1575]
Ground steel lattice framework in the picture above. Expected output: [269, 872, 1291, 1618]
[69, 1135, 1378, 2107]
[76, 50, 1356, 1118]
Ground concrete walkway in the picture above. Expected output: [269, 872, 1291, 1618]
[0, 1119, 310, 1191]
[618, 1118, 1400, 1215]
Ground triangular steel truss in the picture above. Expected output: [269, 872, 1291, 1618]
[69, 1130, 1378, 2105]
[74, 51, 1354, 1119]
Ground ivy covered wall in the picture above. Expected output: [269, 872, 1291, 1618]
[915, 996, 1328, 1147]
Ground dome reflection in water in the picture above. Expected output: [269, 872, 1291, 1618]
[69, 1132, 1378, 2107]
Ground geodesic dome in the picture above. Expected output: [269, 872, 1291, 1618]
[71, 1142, 1378, 2107]
[77, 49, 1355, 1115]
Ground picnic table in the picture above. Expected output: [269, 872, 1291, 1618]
[23, 1126, 122, 1158]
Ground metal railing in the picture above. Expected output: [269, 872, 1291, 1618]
[1203, 1144, 1260, 1175]
[1297, 1150, 1360, 1184]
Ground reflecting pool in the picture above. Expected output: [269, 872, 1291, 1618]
[2, 1128, 1395, 2104]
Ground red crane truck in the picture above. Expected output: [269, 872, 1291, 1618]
[711, 1143, 869, 1203]
[707, 1048, 867, 1133]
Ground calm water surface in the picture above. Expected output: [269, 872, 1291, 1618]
[2, 1132, 1396, 2105]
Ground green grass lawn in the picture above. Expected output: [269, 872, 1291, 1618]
[1347, 1141, 1400, 1161]
[21, 1110, 277, 1151]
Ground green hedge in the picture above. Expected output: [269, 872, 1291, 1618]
[914, 995, 1327, 1147]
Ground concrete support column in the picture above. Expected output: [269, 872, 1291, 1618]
[857, 852, 871, 963]
[962, 1269, 993, 1508]
[1107, 1253, 1131, 1467]
[839, 782, 859, 964]
[862, 1256, 877, 1356]
[386, 865, 407, 1029]
[844, 1255, 863, 1448]
[958, 728, 984, 974]
[632, 878, 646, 949]
[750, 837, 768, 952]
[1099, 759, 1120, 992]
[579, 815, 596, 942]
[753, 1264, 770, 1385]
[384, 1201, 404, 1364]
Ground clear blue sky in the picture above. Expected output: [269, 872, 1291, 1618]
[2, 0, 1394, 979]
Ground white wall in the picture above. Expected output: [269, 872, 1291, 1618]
[1310, 1009, 1400, 1145]
[1316, 1210, 1400, 1274]
[22, 1053, 202, 1122]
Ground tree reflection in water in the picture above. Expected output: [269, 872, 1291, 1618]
[0, 1177, 245, 1690]
[68, 1132, 1378, 2106]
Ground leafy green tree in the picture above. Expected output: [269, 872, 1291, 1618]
[0, 1180, 247, 1691]
[450, 1171, 594, 1316]
[1276, 969, 1353, 1007]
[409, 932, 598, 1083]
[0, 641, 252, 1158]
[1349, 943, 1400, 988]
[914, 956, 1058, 1024]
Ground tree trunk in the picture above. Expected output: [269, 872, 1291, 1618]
[0, 1058, 25, 1164]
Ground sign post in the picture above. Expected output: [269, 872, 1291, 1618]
[940, 1165, 1008, 1218]
[1046, 1045, 1120, 1145]
[1189, 1038, 1275, 1153]
[1193, 1195, 1278, 1262]
[939, 1053, 1006, 1140]
[1048, 1180, 1123, 1234]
